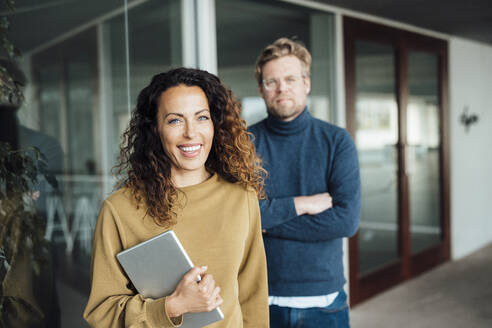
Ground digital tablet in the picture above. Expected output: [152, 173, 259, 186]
[117, 230, 224, 327]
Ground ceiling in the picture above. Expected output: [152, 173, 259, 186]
[315, 0, 492, 45]
[4, 0, 123, 54]
[3, 0, 492, 55]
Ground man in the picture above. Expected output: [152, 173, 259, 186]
[248, 37, 361, 327]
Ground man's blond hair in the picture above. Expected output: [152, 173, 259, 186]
[255, 37, 312, 85]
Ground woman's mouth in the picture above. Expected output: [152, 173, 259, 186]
[178, 144, 202, 158]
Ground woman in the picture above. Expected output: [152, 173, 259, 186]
[83, 68, 269, 327]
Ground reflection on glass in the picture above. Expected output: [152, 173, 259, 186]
[108, 0, 181, 163]
[216, 0, 335, 125]
[407, 52, 442, 254]
[10, 0, 182, 325]
[33, 30, 102, 300]
[39, 67, 62, 142]
[68, 61, 95, 175]
[355, 41, 399, 274]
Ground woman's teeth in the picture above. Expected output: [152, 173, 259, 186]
[180, 145, 201, 152]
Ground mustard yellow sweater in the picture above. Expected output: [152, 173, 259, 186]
[83, 173, 269, 327]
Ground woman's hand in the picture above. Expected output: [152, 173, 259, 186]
[165, 266, 223, 318]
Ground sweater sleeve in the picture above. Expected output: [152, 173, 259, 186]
[237, 190, 269, 328]
[258, 196, 298, 230]
[249, 124, 298, 229]
[83, 200, 182, 328]
[264, 131, 361, 242]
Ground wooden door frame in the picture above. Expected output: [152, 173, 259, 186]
[344, 16, 450, 306]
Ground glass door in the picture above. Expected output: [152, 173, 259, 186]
[355, 41, 400, 275]
[344, 17, 450, 305]
[407, 51, 442, 255]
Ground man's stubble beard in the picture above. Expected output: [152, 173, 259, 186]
[267, 101, 305, 121]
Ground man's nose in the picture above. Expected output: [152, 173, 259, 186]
[277, 79, 289, 92]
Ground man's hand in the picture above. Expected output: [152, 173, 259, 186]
[294, 192, 333, 216]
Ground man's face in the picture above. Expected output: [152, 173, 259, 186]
[259, 55, 310, 122]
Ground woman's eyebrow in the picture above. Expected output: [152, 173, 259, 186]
[164, 109, 209, 118]
[195, 109, 210, 115]
[164, 112, 184, 118]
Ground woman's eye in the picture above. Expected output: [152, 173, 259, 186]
[167, 118, 181, 124]
[198, 115, 210, 121]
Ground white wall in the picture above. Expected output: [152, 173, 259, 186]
[449, 38, 492, 260]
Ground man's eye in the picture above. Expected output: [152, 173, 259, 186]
[286, 76, 297, 83]
[266, 80, 277, 87]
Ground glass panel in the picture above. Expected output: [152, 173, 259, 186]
[67, 60, 96, 175]
[38, 67, 62, 141]
[3, 0, 182, 325]
[407, 51, 442, 254]
[355, 41, 399, 274]
[216, 0, 335, 125]
[108, 0, 182, 163]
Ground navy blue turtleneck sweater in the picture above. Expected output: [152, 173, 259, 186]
[248, 108, 361, 296]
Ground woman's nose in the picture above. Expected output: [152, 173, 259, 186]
[183, 121, 196, 138]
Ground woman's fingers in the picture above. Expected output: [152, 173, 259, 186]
[171, 266, 222, 313]
[183, 266, 207, 284]
[214, 293, 224, 308]
[199, 274, 215, 295]
[210, 286, 221, 301]
[196, 273, 221, 312]
[203, 286, 222, 312]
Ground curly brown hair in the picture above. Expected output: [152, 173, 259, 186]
[114, 68, 265, 227]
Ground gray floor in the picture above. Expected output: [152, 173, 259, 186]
[350, 242, 492, 328]
[57, 280, 88, 327]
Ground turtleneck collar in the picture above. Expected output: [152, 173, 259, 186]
[265, 107, 311, 136]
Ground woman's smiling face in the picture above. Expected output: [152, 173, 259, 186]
[156, 84, 214, 185]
